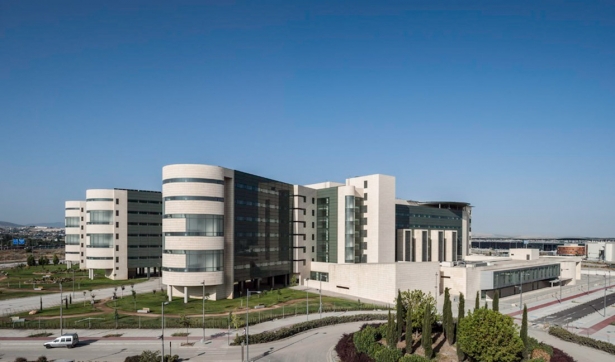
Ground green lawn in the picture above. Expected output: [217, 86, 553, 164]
[16, 302, 102, 318]
[0, 264, 149, 297]
[107, 287, 377, 316]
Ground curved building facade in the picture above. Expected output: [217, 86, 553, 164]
[162, 164, 232, 301]
[64, 201, 85, 268]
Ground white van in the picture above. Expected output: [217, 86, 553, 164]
[43, 333, 79, 348]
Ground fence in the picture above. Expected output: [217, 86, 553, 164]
[1, 303, 387, 330]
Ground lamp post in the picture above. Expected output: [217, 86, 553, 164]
[319, 279, 322, 319]
[246, 289, 261, 362]
[161, 301, 169, 359]
[305, 279, 309, 322]
[518, 272, 523, 311]
[435, 272, 438, 309]
[72, 268, 75, 298]
[604, 274, 607, 317]
[60, 282, 63, 335]
[202, 281, 206, 342]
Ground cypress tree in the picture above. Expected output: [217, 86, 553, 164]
[475, 291, 480, 311]
[492, 291, 499, 312]
[387, 310, 396, 348]
[458, 293, 465, 321]
[422, 302, 433, 359]
[396, 289, 403, 343]
[406, 302, 412, 346]
[444, 288, 454, 344]
[484, 301, 488, 309]
[443, 288, 449, 340]
[457, 293, 465, 361]
[521, 304, 528, 358]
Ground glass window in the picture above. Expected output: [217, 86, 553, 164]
[88, 210, 113, 225]
[65, 217, 80, 227]
[65, 235, 79, 245]
[87, 234, 113, 248]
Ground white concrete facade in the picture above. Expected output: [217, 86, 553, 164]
[307, 261, 440, 305]
[162, 164, 233, 302]
[64, 201, 86, 268]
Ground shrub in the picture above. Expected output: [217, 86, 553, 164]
[530, 349, 550, 362]
[548, 326, 615, 355]
[335, 333, 372, 362]
[232, 313, 386, 345]
[14, 358, 27, 362]
[550, 347, 576, 362]
[457, 308, 523, 362]
[374, 347, 402, 362]
[123, 356, 140, 362]
[36, 357, 48, 362]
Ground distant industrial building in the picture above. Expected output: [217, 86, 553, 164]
[557, 244, 586, 257]
[65, 189, 162, 280]
[586, 242, 615, 262]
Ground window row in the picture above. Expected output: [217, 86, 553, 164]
[163, 177, 224, 185]
[65, 235, 80, 245]
[127, 222, 162, 226]
[88, 210, 113, 225]
[164, 196, 224, 202]
[235, 216, 279, 223]
[236, 183, 280, 195]
[236, 232, 280, 238]
[87, 234, 113, 248]
[127, 211, 162, 215]
[65, 217, 80, 227]
[236, 200, 279, 209]
[128, 199, 162, 204]
[86, 198, 113, 202]
[234, 260, 290, 269]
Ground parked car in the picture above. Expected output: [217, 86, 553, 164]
[43, 333, 79, 348]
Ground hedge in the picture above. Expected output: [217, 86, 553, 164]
[548, 326, 615, 355]
[232, 314, 387, 345]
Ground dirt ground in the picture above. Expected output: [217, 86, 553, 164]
[398, 332, 458, 362]
[0, 248, 64, 263]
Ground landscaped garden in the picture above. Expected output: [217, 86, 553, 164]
[331, 289, 578, 362]
[0, 263, 148, 300]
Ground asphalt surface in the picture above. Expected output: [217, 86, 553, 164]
[534, 292, 615, 326]
[0, 321, 370, 362]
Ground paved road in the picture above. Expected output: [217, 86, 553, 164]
[534, 292, 615, 326]
[0, 321, 372, 362]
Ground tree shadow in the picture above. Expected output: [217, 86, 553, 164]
[433, 331, 446, 354]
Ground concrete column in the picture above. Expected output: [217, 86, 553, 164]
[147, 267, 150, 278]
[184, 286, 189, 303]
[89, 268, 94, 280]
[256, 278, 260, 290]
[270, 276, 275, 289]
[167, 285, 173, 302]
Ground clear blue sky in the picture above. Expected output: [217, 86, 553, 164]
[1, 1, 614, 237]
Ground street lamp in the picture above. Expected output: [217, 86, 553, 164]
[60, 282, 63, 335]
[306, 279, 309, 322]
[72, 268, 75, 298]
[201, 281, 207, 342]
[161, 301, 169, 359]
[246, 289, 261, 362]
[604, 274, 607, 317]
[319, 279, 322, 319]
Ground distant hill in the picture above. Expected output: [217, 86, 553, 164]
[0, 221, 23, 227]
[28, 222, 64, 228]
